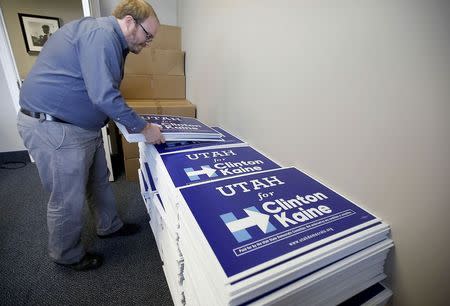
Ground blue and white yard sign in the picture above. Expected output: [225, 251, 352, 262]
[211, 127, 244, 144]
[142, 162, 157, 191]
[162, 146, 281, 187]
[139, 115, 220, 138]
[179, 167, 379, 278]
[139, 169, 149, 192]
[153, 126, 245, 155]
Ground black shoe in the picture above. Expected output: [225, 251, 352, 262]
[97, 223, 140, 239]
[58, 253, 103, 271]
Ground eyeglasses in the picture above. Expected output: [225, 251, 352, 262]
[134, 18, 153, 42]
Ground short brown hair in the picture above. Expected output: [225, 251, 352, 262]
[112, 0, 159, 24]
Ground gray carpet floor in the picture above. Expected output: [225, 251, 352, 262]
[0, 161, 173, 306]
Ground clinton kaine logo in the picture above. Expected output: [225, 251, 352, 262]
[184, 165, 218, 181]
[220, 206, 276, 242]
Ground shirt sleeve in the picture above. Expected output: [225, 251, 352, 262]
[76, 28, 147, 133]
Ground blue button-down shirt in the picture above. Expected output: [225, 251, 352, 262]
[19, 16, 146, 132]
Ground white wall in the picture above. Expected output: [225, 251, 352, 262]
[99, 0, 177, 25]
[178, 1, 450, 305]
[0, 64, 24, 152]
[0, 6, 23, 153]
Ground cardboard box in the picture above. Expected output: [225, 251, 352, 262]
[121, 75, 185, 99]
[126, 99, 196, 117]
[124, 158, 139, 181]
[125, 49, 185, 75]
[122, 135, 139, 159]
[151, 25, 181, 50]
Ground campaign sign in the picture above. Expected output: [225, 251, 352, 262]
[138, 169, 149, 192]
[153, 126, 245, 155]
[137, 115, 221, 138]
[142, 162, 157, 191]
[162, 146, 281, 188]
[179, 167, 378, 278]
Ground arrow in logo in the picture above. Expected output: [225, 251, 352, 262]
[226, 209, 271, 233]
[186, 166, 217, 178]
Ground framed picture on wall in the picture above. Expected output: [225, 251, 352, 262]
[18, 13, 60, 53]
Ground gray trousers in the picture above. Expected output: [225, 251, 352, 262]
[17, 111, 123, 264]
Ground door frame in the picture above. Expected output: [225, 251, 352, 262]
[0, 6, 21, 113]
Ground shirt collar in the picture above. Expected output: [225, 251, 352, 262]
[108, 16, 129, 56]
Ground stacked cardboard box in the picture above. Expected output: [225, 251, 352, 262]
[120, 25, 196, 181]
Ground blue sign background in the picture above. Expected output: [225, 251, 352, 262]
[162, 146, 281, 187]
[180, 167, 377, 278]
[139, 115, 219, 136]
[154, 126, 245, 154]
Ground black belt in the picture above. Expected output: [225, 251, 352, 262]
[20, 108, 70, 124]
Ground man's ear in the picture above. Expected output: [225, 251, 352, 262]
[124, 15, 135, 30]
[117, 15, 136, 37]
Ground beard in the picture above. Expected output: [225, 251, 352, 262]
[127, 32, 147, 54]
[129, 43, 146, 54]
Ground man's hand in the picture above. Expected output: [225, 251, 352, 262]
[141, 123, 165, 144]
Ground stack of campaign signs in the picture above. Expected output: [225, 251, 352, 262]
[137, 127, 393, 306]
[116, 114, 223, 143]
[339, 282, 393, 306]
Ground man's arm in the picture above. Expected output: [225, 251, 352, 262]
[77, 28, 163, 143]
